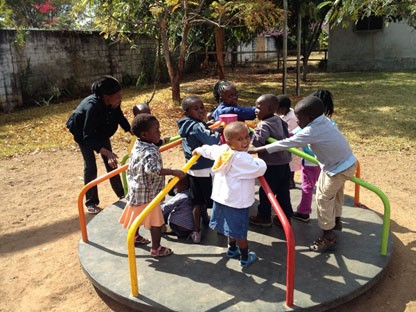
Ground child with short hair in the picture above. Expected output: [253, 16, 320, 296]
[275, 94, 302, 188]
[193, 122, 267, 267]
[161, 176, 194, 238]
[119, 114, 185, 257]
[293, 90, 336, 223]
[210, 82, 256, 122]
[177, 95, 222, 243]
[249, 96, 356, 253]
[249, 94, 293, 227]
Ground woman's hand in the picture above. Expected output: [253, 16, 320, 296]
[99, 148, 119, 168]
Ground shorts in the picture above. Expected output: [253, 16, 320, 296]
[188, 174, 213, 207]
[209, 201, 249, 240]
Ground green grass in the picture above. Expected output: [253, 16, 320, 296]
[0, 70, 415, 159]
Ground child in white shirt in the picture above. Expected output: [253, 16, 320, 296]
[193, 122, 267, 267]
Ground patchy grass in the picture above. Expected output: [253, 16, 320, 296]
[0, 70, 415, 159]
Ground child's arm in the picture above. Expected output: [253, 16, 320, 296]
[192, 144, 222, 160]
[251, 122, 270, 147]
[159, 168, 186, 179]
[193, 123, 221, 145]
[233, 153, 267, 178]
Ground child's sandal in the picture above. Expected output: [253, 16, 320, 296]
[309, 236, 336, 253]
[134, 235, 150, 245]
[150, 246, 173, 257]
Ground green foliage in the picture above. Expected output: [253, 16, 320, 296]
[320, 0, 416, 29]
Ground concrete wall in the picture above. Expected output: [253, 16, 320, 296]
[328, 21, 416, 71]
[0, 30, 156, 112]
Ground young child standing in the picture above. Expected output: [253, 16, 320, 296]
[177, 95, 222, 243]
[275, 94, 302, 188]
[293, 90, 336, 223]
[193, 122, 267, 267]
[210, 82, 256, 122]
[119, 114, 185, 257]
[249, 94, 293, 227]
[249, 96, 356, 253]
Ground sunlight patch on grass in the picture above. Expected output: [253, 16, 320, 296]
[0, 70, 415, 158]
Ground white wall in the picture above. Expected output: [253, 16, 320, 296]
[328, 21, 416, 71]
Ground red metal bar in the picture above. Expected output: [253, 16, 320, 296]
[258, 176, 295, 307]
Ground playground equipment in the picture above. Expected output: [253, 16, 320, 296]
[77, 122, 391, 310]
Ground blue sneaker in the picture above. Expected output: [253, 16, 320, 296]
[226, 247, 241, 258]
[240, 251, 257, 267]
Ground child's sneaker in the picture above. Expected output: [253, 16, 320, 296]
[240, 251, 257, 267]
[292, 212, 310, 222]
[226, 247, 241, 258]
[249, 216, 272, 227]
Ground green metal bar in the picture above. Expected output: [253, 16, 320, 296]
[263, 135, 390, 255]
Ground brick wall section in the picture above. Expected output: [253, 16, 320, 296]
[0, 29, 156, 112]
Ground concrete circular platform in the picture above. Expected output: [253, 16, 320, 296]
[78, 188, 392, 311]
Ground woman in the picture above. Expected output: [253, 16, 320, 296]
[66, 75, 131, 213]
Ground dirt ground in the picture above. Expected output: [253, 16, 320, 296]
[1, 143, 415, 311]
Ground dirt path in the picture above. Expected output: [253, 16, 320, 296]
[0, 147, 415, 312]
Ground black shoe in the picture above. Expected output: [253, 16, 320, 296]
[292, 212, 310, 222]
[333, 217, 342, 231]
[249, 215, 272, 227]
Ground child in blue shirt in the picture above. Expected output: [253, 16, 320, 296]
[177, 95, 222, 243]
[210, 82, 256, 122]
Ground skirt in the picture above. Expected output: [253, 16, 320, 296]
[209, 201, 249, 239]
[119, 202, 164, 230]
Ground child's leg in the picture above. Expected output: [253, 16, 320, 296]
[192, 204, 202, 233]
[236, 238, 256, 267]
[297, 165, 321, 215]
[150, 226, 173, 257]
[273, 165, 293, 219]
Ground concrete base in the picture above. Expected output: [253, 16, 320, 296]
[78, 186, 392, 311]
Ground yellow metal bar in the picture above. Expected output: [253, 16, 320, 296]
[128, 154, 201, 296]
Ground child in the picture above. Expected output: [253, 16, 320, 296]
[275, 94, 302, 189]
[119, 114, 185, 257]
[161, 176, 194, 238]
[210, 82, 256, 122]
[249, 94, 293, 227]
[207, 80, 229, 122]
[293, 90, 336, 223]
[249, 96, 356, 253]
[177, 95, 222, 243]
[193, 122, 267, 267]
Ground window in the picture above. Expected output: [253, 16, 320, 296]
[354, 15, 383, 31]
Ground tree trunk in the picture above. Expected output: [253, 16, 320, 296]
[296, 7, 302, 95]
[282, 0, 288, 94]
[214, 26, 225, 80]
[159, 18, 180, 101]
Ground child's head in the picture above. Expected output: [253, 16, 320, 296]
[223, 121, 250, 152]
[311, 90, 334, 117]
[294, 96, 324, 129]
[181, 95, 206, 121]
[275, 94, 291, 115]
[213, 80, 229, 103]
[167, 175, 189, 196]
[218, 83, 238, 106]
[131, 113, 161, 144]
[133, 103, 151, 116]
[255, 94, 279, 121]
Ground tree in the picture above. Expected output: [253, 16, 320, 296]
[319, 0, 416, 29]
[74, 0, 207, 102]
[206, 0, 284, 79]
[1, 0, 78, 30]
